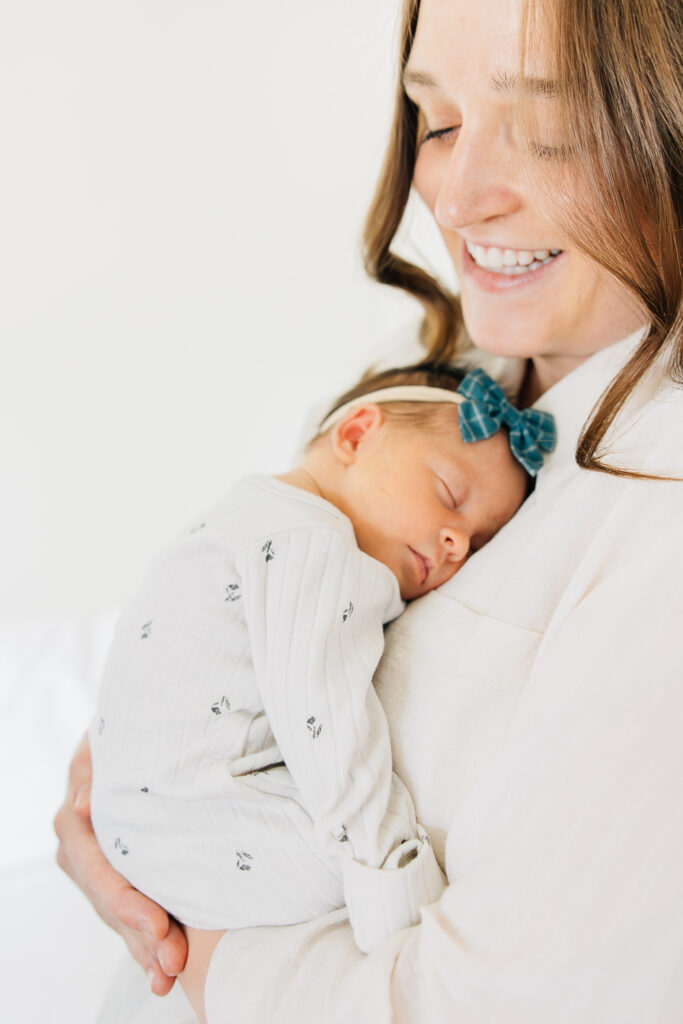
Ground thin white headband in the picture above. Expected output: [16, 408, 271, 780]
[318, 385, 464, 433]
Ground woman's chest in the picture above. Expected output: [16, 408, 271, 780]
[374, 467, 677, 866]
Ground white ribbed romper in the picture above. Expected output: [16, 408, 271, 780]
[90, 475, 444, 953]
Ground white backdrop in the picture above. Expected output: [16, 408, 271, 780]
[0, 3, 455, 1022]
[0, 0, 453, 623]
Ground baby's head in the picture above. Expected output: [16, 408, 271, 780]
[303, 362, 553, 600]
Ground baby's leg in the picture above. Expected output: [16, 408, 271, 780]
[212, 764, 345, 925]
[180, 765, 347, 1021]
[96, 763, 345, 930]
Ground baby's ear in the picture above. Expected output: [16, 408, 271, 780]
[331, 404, 384, 464]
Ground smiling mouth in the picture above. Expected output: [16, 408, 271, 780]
[409, 547, 431, 585]
[465, 241, 563, 275]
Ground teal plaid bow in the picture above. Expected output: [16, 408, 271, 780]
[457, 368, 556, 476]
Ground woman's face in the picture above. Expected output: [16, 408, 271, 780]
[406, 0, 642, 377]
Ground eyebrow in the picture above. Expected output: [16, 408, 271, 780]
[402, 66, 558, 97]
[490, 69, 558, 97]
[402, 68, 439, 90]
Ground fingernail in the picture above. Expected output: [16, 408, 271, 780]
[158, 950, 176, 976]
[73, 786, 88, 810]
[146, 968, 157, 989]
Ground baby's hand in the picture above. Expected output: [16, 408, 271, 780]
[54, 733, 188, 995]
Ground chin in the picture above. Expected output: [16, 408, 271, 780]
[462, 302, 556, 360]
[453, 247, 571, 361]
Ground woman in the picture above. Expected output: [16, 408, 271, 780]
[55, 0, 683, 1019]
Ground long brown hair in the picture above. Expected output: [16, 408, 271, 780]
[362, 0, 682, 478]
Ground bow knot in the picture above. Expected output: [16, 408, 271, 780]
[457, 368, 556, 476]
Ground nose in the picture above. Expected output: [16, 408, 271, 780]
[439, 525, 470, 563]
[433, 122, 520, 232]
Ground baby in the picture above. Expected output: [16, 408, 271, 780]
[90, 361, 554, 962]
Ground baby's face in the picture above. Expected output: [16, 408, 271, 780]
[342, 419, 527, 599]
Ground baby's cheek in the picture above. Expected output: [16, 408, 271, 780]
[499, 460, 529, 521]
[434, 558, 466, 592]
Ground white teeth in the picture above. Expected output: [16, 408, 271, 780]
[465, 241, 562, 273]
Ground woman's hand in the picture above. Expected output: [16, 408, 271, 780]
[53, 733, 188, 996]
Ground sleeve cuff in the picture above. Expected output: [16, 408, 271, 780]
[342, 825, 447, 954]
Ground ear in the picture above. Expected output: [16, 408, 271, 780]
[330, 404, 384, 465]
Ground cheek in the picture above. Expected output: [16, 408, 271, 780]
[413, 151, 464, 275]
[572, 252, 618, 303]
[547, 252, 612, 333]
[413, 149, 440, 214]
[486, 446, 528, 522]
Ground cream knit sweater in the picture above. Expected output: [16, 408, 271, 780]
[203, 334, 683, 1023]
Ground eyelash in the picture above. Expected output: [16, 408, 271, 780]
[437, 477, 457, 509]
[420, 125, 459, 145]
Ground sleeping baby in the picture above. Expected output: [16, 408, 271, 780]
[90, 359, 554, 964]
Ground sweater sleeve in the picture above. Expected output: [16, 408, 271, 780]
[207, 522, 683, 1021]
[235, 525, 445, 953]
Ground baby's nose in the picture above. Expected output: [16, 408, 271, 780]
[440, 525, 469, 562]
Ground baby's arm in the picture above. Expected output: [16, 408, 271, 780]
[236, 525, 445, 953]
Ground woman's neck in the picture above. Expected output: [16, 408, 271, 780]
[519, 351, 603, 406]
[518, 320, 647, 406]
[518, 358, 566, 407]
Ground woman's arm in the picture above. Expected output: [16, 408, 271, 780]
[53, 733, 188, 997]
[56, 523, 683, 1020]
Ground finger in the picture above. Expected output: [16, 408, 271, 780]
[83, 864, 187, 987]
[149, 970, 177, 997]
[119, 899, 188, 978]
[55, 805, 188, 989]
[55, 732, 188, 990]
[115, 914, 188, 994]
[73, 782, 91, 817]
[64, 820, 188, 973]
[155, 918, 188, 978]
[122, 926, 180, 996]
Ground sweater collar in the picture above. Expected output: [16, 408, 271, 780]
[531, 329, 646, 486]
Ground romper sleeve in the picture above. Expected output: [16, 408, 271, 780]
[234, 525, 445, 954]
[207, 521, 683, 1021]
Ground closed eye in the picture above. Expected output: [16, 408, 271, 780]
[436, 477, 457, 509]
[420, 125, 460, 145]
